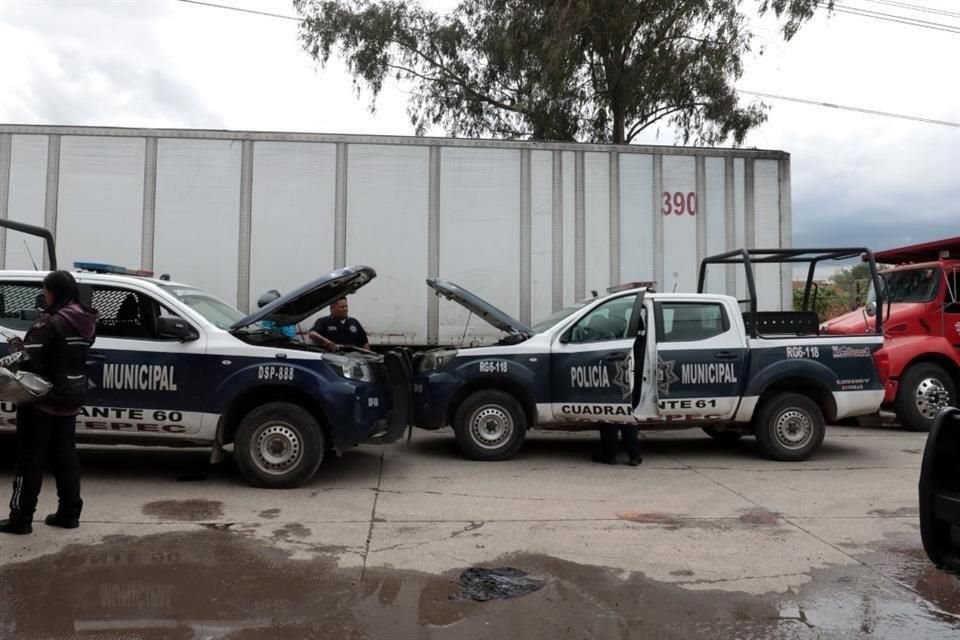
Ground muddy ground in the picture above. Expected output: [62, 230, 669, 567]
[1, 426, 957, 639]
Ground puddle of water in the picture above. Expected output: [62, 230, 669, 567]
[1, 530, 958, 639]
[271, 523, 311, 539]
[142, 499, 224, 522]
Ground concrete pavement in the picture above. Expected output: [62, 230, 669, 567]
[0, 425, 957, 638]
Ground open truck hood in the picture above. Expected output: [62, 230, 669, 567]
[427, 278, 532, 336]
[232, 266, 376, 330]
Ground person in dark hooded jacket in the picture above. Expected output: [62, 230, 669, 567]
[0, 270, 97, 535]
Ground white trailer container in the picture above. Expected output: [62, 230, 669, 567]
[0, 124, 792, 346]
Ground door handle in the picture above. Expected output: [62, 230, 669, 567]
[86, 353, 106, 362]
[714, 351, 738, 361]
[602, 353, 627, 362]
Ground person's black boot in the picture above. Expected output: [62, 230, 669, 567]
[0, 518, 33, 535]
[626, 457, 643, 467]
[45, 514, 79, 529]
[591, 454, 616, 465]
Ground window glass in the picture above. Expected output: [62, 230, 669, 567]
[530, 297, 598, 334]
[947, 269, 960, 312]
[567, 295, 637, 344]
[90, 287, 160, 339]
[0, 282, 43, 331]
[868, 268, 941, 304]
[160, 285, 244, 330]
[659, 303, 727, 343]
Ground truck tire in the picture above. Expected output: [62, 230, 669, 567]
[234, 402, 325, 489]
[754, 393, 826, 462]
[894, 363, 955, 432]
[703, 426, 743, 442]
[453, 390, 527, 461]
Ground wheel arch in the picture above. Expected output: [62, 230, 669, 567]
[445, 377, 537, 430]
[218, 385, 332, 448]
[755, 376, 837, 423]
[898, 354, 960, 385]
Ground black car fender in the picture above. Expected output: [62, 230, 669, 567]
[744, 358, 839, 416]
[444, 355, 541, 425]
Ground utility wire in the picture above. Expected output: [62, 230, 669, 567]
[856, 0, 960, 20]
[835, 3, 960, 29]
[739, 90, 960, 127]
[175, 0, 302, 22]
[825, 2, 960, 33]
[174, 0, 960, 35]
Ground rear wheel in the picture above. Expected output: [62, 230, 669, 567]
[703, 426, 744, 443]
[895, 363, 955, 432]
[234, 402, 324, 488]
[754, 393, 825, 461]
[453, 390, 527, 461]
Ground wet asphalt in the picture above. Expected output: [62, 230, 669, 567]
[0, 426, 958, 639]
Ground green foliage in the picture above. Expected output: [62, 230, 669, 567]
[294, 0, 831, 144]
[793, 282, 850, 322]
[829, 263, 872, 308]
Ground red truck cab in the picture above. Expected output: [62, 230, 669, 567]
[822, 237, 960, 431]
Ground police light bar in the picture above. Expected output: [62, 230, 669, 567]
[607, 281, 656, 294]
[74, 262, 155, 277]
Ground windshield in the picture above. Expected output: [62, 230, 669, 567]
[529, 297, 598, 333]
[867, 268, 942, 305]
[160, 285, 246, 330]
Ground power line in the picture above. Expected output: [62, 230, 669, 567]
[856, 0, 960, 20]
[739, 90, 960, 127]
[825, 2, 960, 33]
[175, 0, 301, 22]
[835, 3, 960, 30]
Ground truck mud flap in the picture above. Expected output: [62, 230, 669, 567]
[919, 406, 960, 571]
[379, 349, 413, 443]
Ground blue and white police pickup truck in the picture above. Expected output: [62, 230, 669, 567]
[412, 248, 888, 463]
[0, 223, 411, 488]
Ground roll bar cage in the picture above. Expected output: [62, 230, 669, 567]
[0, 219, 57, 270]
[697, 248, 884, 337]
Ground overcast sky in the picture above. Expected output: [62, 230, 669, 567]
[1, 0, 958, 262]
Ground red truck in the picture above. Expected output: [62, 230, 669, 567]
[822, 237, 960, 431]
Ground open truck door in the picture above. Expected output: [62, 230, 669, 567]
[630, 294, 660, 420]
[630, 294, 747, 421]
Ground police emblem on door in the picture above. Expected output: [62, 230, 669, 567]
[612, 359, 631, 400]
[657, 357, 680, 395]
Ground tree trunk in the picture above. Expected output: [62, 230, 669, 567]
[612, 102, 626, 144]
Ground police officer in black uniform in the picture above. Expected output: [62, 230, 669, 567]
[308, 296, 369, 350]
[0, 271, 97, 535]
[594, 426, 642, 466]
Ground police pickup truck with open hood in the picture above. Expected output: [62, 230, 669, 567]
[412, 248, 888, 462]
[0, 221, 411, 488]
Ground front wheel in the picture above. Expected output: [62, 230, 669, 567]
[453, 390, 527, 461]
[754, 393, 826, 462]
[234, 402, 325, 488]
[894, 363, 955, 432]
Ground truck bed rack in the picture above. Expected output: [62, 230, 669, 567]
[699, 248, 884, 337]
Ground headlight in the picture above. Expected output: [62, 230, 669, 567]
[324, 353, 374, 382]
[418, 348, 458, 372]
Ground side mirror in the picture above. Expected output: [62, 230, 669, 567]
[157, 317, 198, 342]
[865, 301, 877, 317]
